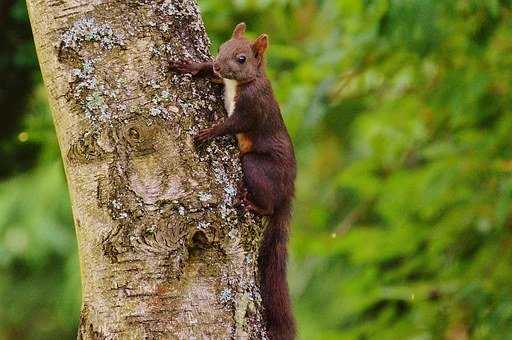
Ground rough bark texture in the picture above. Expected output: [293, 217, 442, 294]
[26, 1, 267, 339]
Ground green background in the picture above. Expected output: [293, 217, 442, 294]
[1, 0, 512, 339]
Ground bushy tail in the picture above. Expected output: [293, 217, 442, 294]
[259, 203, 296, 340]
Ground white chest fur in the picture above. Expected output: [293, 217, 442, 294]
[223, 78, 238, 117]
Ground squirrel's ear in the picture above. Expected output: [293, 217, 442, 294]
[232, 22, 246, 38]
[252, 34, 268, 60]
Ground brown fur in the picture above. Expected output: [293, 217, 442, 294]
[170, 23, 297, 340]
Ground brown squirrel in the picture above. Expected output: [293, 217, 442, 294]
[170, 23, 297, 340]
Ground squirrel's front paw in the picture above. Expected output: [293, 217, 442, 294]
[169, 60, 199, 75]
[194, 128, 215, 145]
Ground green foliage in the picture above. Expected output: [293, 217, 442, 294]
[0, 85, 80, 339]
[2, 0, 512, 338]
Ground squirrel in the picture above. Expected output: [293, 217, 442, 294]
[170, 23, 297, 340]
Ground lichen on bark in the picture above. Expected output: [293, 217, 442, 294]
[26, 0, 268, 338]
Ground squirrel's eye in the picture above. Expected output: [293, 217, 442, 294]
[237, 55, 247, 64]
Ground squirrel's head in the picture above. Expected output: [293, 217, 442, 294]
[213, 23, 268, 82]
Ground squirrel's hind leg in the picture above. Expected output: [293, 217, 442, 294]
[241, 154, 276, 216]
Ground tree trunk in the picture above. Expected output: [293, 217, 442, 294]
[26, 1, 267, 338]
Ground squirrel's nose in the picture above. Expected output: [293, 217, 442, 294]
[213, 63, 220, 74]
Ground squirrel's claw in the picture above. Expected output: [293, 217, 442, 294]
[194, 128, 215, 146]
[234, 183, 248, 207]
[242, 196, 273, 216]
[169, 60, 199, 75]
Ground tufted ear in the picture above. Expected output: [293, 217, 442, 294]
[252, 33, 268, 61]
[232, 22, 246, 38]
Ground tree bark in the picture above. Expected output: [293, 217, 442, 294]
[26, 1, 267, 338]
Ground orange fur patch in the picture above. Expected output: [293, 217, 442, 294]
[236, 133, 253, 154]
